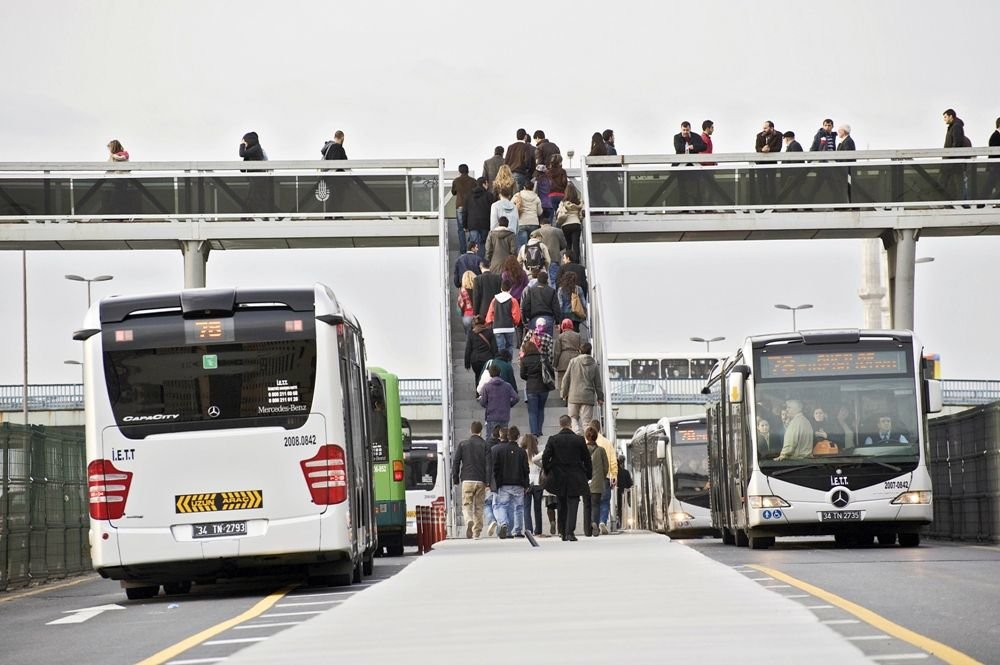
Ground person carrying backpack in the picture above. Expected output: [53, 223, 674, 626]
[517, 229, 551, 275]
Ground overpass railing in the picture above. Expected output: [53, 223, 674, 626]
[0, 159, 443, 223]
[7, 378, 1000, 410]
[585, 148, 1000, 213]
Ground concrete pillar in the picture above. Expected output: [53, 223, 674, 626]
[890, 229, 917, 330]
[858, 238, 886, 329]
[182, 241, 210, 288]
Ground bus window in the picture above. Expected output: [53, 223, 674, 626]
[608, 362, 630, 380]
[405, 452, 438, 491]
[661, 359, 689, 379]
[631, 359, 661, 380]
[690, 359, 715, 380]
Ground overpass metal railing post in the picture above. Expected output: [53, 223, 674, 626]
[435, 157, 457, 538]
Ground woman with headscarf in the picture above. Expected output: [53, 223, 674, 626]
[553, 318, 582, 391]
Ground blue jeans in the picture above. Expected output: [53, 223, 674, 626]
[524, 485, 544, 534]
[484, 420, 509, 443]
[600, 479, 612, 526]
[548, 263, 560, 290]
[466, 229, 485, 258]
[495, 331, 515, 357]
[513, 172, 527, 192]
[455, 208, 467, 254]
[517, 224, 539, 252]
[526, 391, 549, 435]
[495, 486, 525, 535]
[483, 490, 496, 528]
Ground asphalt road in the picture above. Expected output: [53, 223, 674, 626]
[0, 554, 415, 665]
[682, 535, 1000, 664]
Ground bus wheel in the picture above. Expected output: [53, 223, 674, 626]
[124, 585, 160, 600]
[855, 534, 874, 547]
[877, 533, 897, 546]
[834, 533, 853, 547]
[386, 538, 405, 557]
[363, 552, 374, 576]
[163, 581, 192, 595]
[722, 529, 736, 545]
[735, 529, 749, 547]
[748, 535, 774, 550]
[352, 559, 363, 584]
[898, 532, 921, 547]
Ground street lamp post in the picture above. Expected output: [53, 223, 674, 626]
[774, 303, 813, 331]
[65, 274, 114, 308]
[690, 336, 725, 352]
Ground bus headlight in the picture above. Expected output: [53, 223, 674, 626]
[891, 491, 932, 505]
[670, 512, 694, 521]
[749, 495, 790, 509]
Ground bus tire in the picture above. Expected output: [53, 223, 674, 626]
[125, 585, 160, 600]
[722, 528, 736, 545]
[163, 581, 192, 595]
[834, 533, 853, 547]
[363, 551, 374, 576]
[748, 535, 774, 550]
[352, 558, 363, 584]
[855, 533, 875, 547]
[735, 529, 749, 547]
[877, 533, 898, 546]
[898, 532, 920, 547]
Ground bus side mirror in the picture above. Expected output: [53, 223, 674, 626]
[656, 438, 667, 460]
[925, 379, 942, 414]
[727, 365, 750, 404]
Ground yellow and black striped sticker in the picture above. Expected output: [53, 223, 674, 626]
[175, 490, 263, 513]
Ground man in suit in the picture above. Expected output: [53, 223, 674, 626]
[542, 415, 592, 541]
[673, 121, 708, 206]
[864, 416, 910, 446]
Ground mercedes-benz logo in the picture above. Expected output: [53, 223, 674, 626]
[831, 489, 850, 508]
[208, 406, 221, 418]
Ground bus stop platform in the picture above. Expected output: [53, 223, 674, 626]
[226, 533, 872, 664]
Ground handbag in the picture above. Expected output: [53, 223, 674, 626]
[540, 358, 557, 391]
[570, 290, 587, 320]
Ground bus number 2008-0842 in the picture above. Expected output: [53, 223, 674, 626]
[193, 521, 247, 539]
[284, 435, 317, 447]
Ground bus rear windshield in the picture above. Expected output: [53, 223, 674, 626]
[103, 312, 317, 438]
[405, 452, 438, 491]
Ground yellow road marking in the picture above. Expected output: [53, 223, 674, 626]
[134, 585, 296, 665]
[750, 565, 982, 665]
[0, 575, 97, 603]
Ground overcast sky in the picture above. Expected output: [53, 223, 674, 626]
[1, 0, 998, 386]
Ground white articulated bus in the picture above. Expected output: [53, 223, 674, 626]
[628, 415, 717, 538]
[75, 285, 377, 599]
[705, 330, 941, 550]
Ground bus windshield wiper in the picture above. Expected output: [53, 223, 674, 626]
[769, 463, 825, 477]
[847, 459, 902, 473]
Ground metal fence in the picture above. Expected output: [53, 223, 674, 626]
[928, 404, 1000, 543]
[0, 423, 90, 591]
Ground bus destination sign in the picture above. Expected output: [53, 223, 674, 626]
[674, 426, 708, 444]
[759, 350, 908, 380]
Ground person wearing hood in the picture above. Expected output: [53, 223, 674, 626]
[465, 177, 493, 258]
[553, 318, 582, 390]
[520, 270, 559, 337]
[513, 180, 542, 250]
[485, 216, 516, 272]
[942, 108, 969, 202]
[239, 131, 273, 213]
[321, 130, 347, 160]
[561, 342, 605, 435]
[465, 315, 498, 389]
[478, 364, 519, 440]
[490, 185, 519, 235]
[485, 278, 522, 358]
[517, 229, 551, 276]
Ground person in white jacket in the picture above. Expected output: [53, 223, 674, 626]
[490, 186, 519, 237]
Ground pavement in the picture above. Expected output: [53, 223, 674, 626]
[225, 533, 875, 664]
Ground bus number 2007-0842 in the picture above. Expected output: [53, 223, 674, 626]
[193, 521, 248, 539]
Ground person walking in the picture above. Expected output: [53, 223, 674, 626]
[501, 255, 529, 303]
[485, 217, 517, 272]
[107, 140, 129, 162]
[492, 424, 530, 538]
[810, 119, 837, 152]
[478, 364, 519, 437]
[783, 131, 804, 152]
[520, 270, 559, 337]
[483, 425, 506, 537]
[589, 419, 618, 534]
[547, 154, 568, 216]
[239, 131, 273, 213]
[557, 271, 588, 333]
[465, 315, 497, 390]
[553, 318, 582, 390]
[485, 278, 522, 358]
[520, 434, 544, 536]
[534, 164, 554, 226]
[490, 186, 520, 237]
[457, 270, 477, 338]
[520, 339, 553, 437]
[561, 342, 604, 435]
[518, 229, 551, 280]
[556, 182, 584, 259]
[452, 421, 490, 539]
[533, 129, 561, 169]
[472, 261, 502, 320]
[542, 415, 592, 541]
[513, 180, 542, 250]
[321, 130, 347, 160]
[483, 146, 505, 189]
[537, 216, 567, 286]
[465, 177, 493, 258]
[583, 426, 609, 537]
[524, 317, 554, 364]
[505, 129, 533, 191]
[453, 243, 481, 288]
[942, 108, 969, 201]
[452, 163, 478, 254]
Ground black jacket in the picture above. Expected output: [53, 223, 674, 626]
[321, 141, 347, 160]
[452, 435, 489, 484]
[465, 326, 497, 369]
[542, 429, 592, 496]
[453, 252, 482, 288]
[240, 132, 265, 161]
[810, 129, 836, 152]
[556, 262, 588, 293]
[519, 349, 549, 394]
[755, 130, 782, 154]
[465, 187, 494, 233]
[521, 284, 560, 321]
[944, 118, 966, 149]
[837, 135, 856, 151]
[492, 441, 530, 488]
[785, 140, 804, 152]
[673, 132, 707, 155]
[472, 271, 502, 319]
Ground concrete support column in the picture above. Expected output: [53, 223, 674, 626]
[858, 238, 886, 329]
[887, 229, 917, 330]
[182, 241, 210, 288]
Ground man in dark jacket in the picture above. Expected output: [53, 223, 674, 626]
[451, 164, 478, 254]
[754, 121, 782, 206]
[542, 415, 592, 541]
[520, 271, 560, 336]
[505, 129, 533, 191]
[239, 131, 273, 212]
[483, 147, 504, 189]
[555, 251, 588, 293]
[673, 121, 708, 205]
[783, 131, 803, 152]
[478, 364, 519, 442]
[491, 429, 530, 538]
[942, 109, 968, 201]
[321, 130, 347, 160]
[453, 242, 482, 288]
[452, 421, 490, 538]
[533, 130, 561, 169]
[472, 262, 502, 320]
[810, 119, 837, 152]
[465, 178, 493, 258]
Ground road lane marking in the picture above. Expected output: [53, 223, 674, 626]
[822, 619, 861, 625]
[0, 575, 96, 603]
[871, 656, 930, 661]
[234, 621, 307, 630]
[806, 604, 835, 609]
[202, 638, 269, 645]
[782, 594, 809, 598]
[847, 635, 891, 641]
[750, 565, 983, 665]
[748, 577, 773, 581]
[275, 600, 344, 607]
[761, 584, 791, 589]
[260, 610, 324, 618]
[166, 659, 225, 665]
[134, 585, 295, 665]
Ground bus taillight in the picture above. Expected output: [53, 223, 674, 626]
[392, 459, 404, 482]
[87, 460, 133, 521]
[301, 445, 348, 505]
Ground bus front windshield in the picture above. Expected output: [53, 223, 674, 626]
[755, 376, 919, 467]
[671, 424, 710, 506]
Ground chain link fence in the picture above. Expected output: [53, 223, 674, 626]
[928, 405, 1000, 543]
[0, 423, 90, 591]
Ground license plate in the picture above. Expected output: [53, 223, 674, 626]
[820, 510, 862, 522]
[193, 520, 247, 539]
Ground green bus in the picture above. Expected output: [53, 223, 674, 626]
[368, 367, 409, 556]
